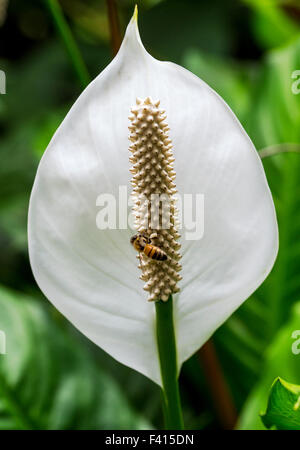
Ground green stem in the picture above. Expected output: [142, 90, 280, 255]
[155, 296, 184, 430]
[159, 388, 169, 428]
[45, 0, 90, 89]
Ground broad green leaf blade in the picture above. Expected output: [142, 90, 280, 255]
[0, 285, 150, 430]
[238, 303, 300, 430]
[261, 378, 300, 430]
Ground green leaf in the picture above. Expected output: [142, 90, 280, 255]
[242, 0, 299, 50]
[238, 303, 300, 429]
[261, 378, 300, 430]
[0, 285, 150, 430]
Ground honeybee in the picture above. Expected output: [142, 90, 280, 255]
[130, 233, 167, 261]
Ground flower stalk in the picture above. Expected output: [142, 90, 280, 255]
[156, 297, 184, 429]
[0, 0, 8, 27]
[106, 0, 122, 56]
[129, 97, 184, 428]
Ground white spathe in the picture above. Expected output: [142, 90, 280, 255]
[28, 12, 278, 385]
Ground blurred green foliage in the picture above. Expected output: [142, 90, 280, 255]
[0, 0, 300, 430]
[239, 304, 300, 429]
[0, 285, 150, 429]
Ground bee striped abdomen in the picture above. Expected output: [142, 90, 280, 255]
[144, 244, 167, 261]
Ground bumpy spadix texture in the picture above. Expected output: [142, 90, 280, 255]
[129, 97, 181, 302]
[28, 12, 278, 385]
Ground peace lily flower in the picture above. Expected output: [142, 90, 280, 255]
[28, 7, 278, 427]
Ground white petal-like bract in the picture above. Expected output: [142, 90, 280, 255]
[28, 12, 278, 385]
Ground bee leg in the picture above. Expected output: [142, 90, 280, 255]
[138, 251, 142, 269]
[149, 232, 157, 244]
[141, 232, 150, 242]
